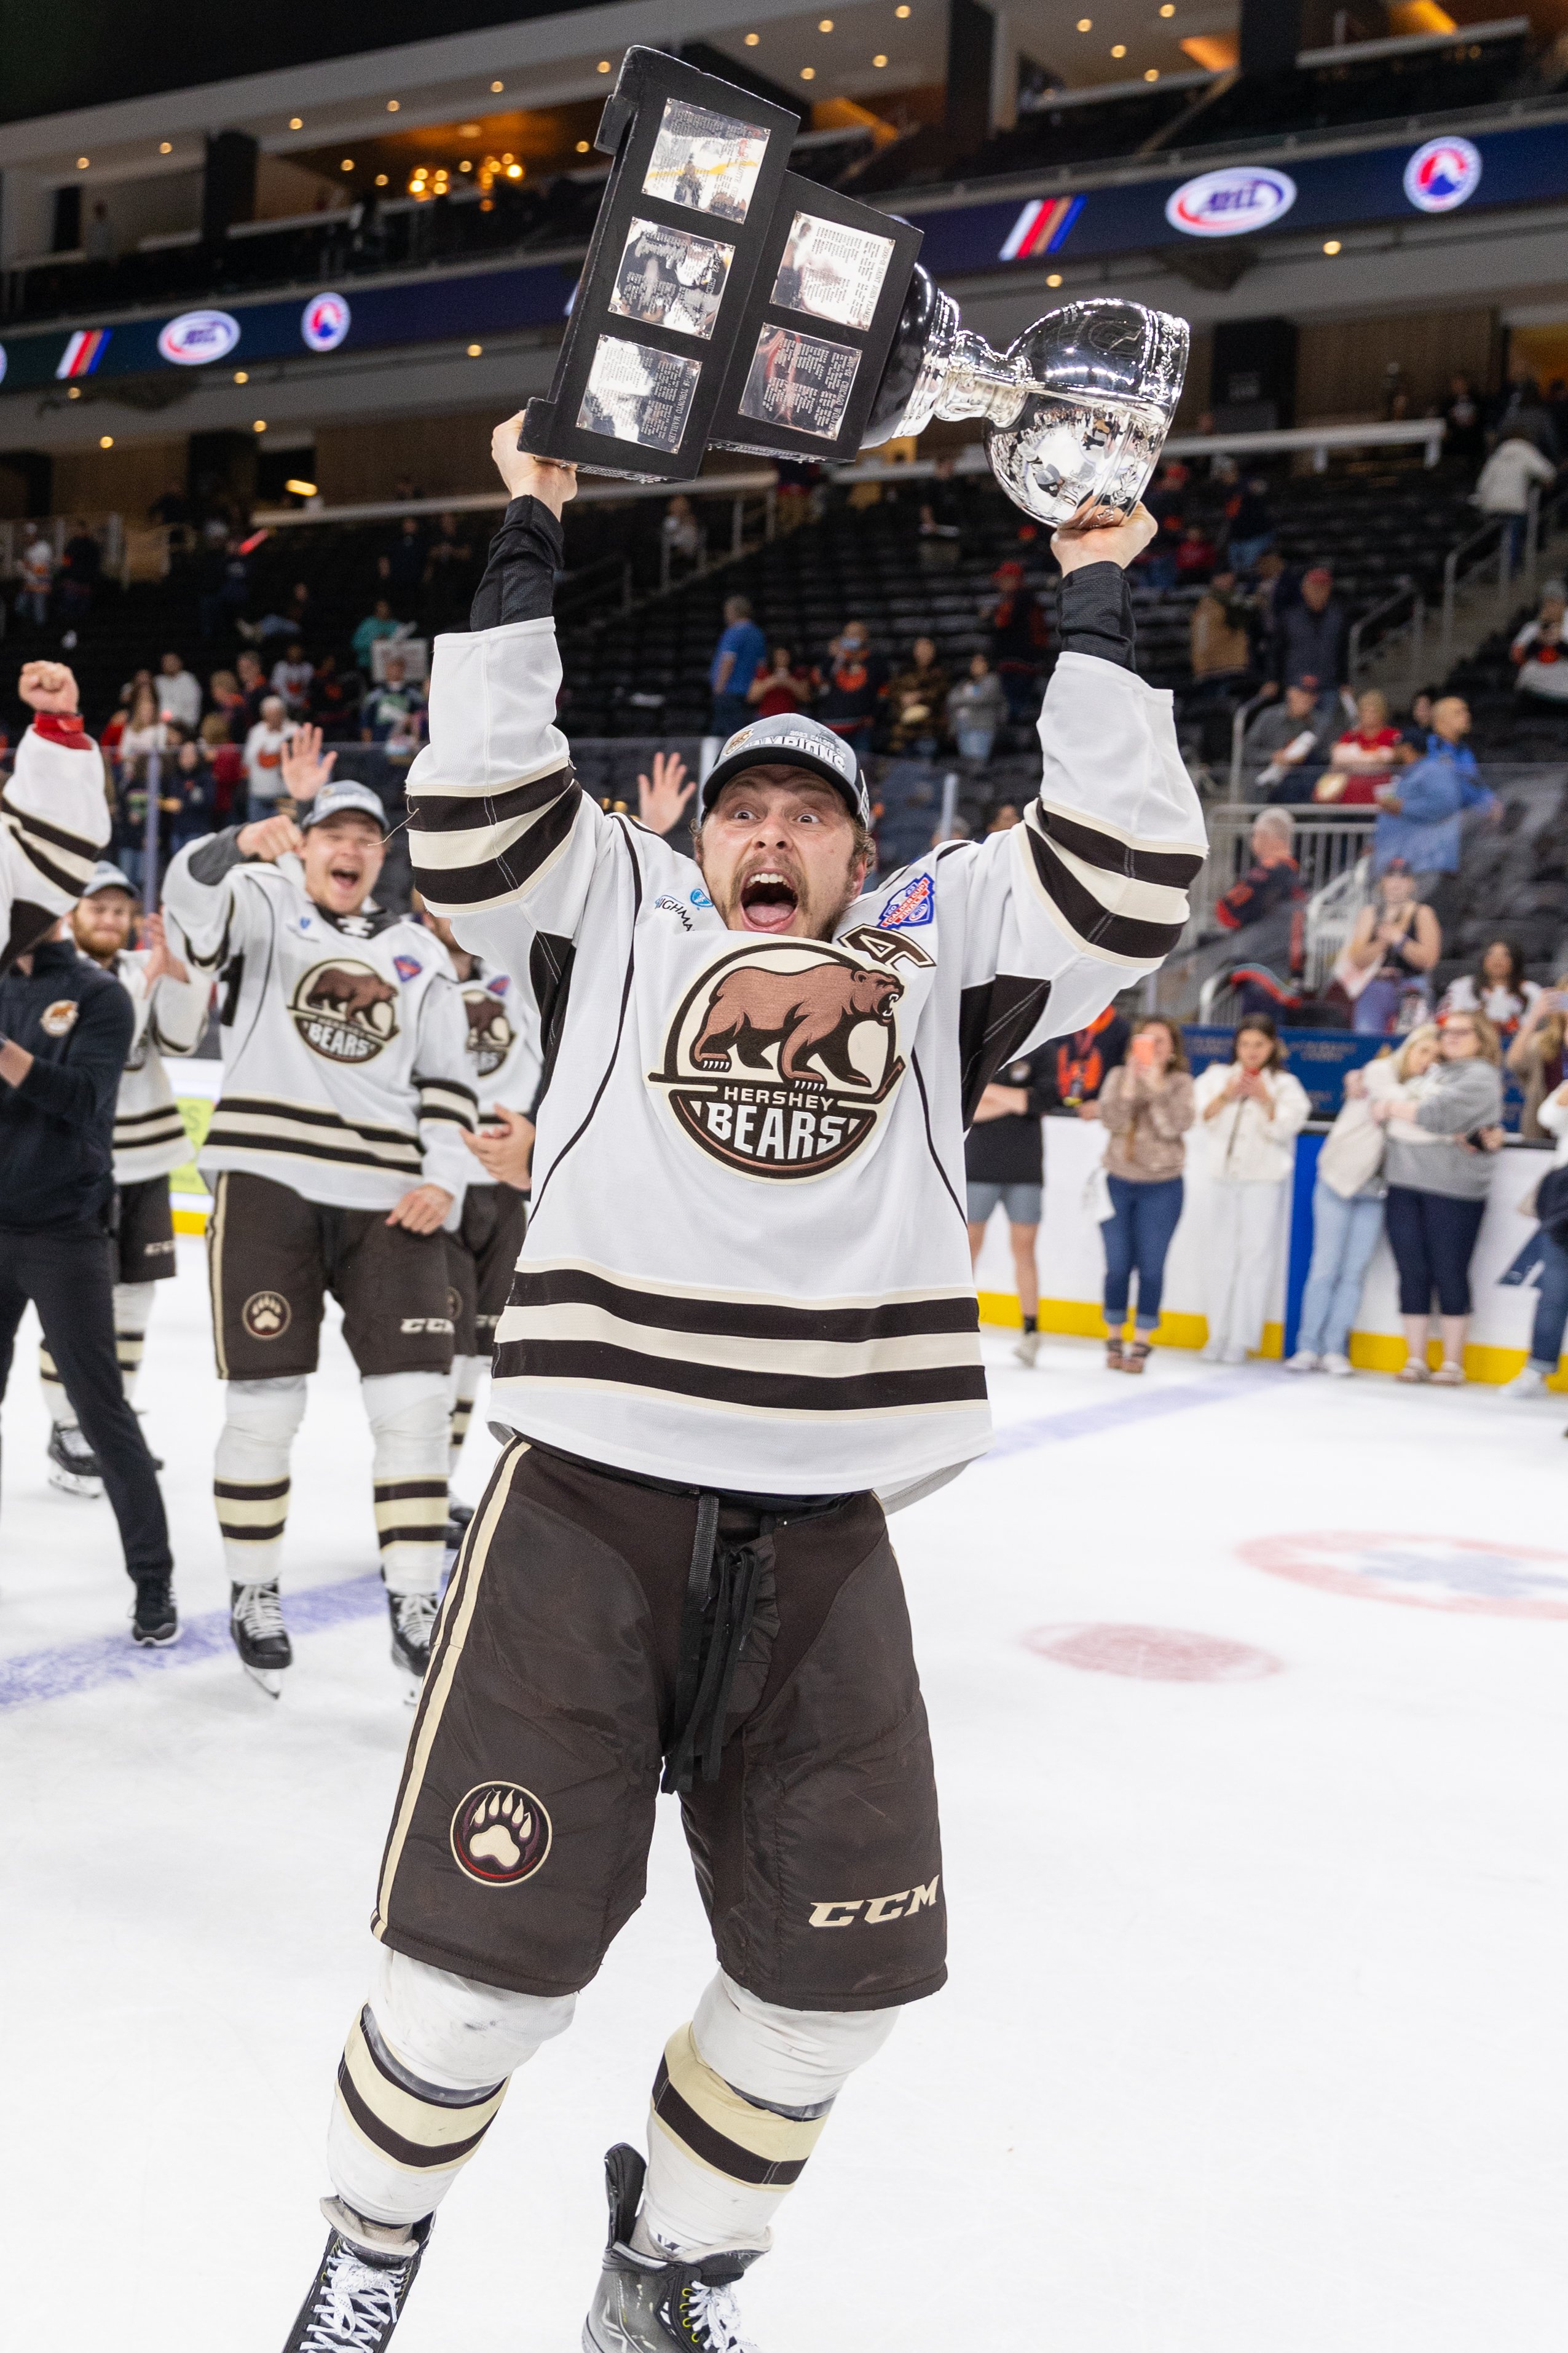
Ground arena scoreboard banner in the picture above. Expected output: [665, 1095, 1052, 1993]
[1, 111, 1566, 401]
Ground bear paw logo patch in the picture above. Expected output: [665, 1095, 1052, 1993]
[242, 1290, 291, 1340]
[451, 1782, 552, 1886]
[290, 959, 399, 1064]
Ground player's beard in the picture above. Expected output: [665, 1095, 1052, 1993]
[701, 847, 860, 942]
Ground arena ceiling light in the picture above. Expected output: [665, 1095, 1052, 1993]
[745, 31, 760, 43]
[285, 478, 318, 497]
[98, 434, 112, 447]
[289, 116, 303, 129]
[253, 418, 267, 432]
[158, 141, 172, 154]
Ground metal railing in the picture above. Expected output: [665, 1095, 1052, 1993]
[1191, 802, 1376, 936]
[1347, 582, 1425, 690]
[0, 512, 125, 582]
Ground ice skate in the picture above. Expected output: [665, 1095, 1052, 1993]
[444, 1497, 475, 1553]
[131, 1574, 178, 1648]
[387, 1587, 439, 1695]
[46, 1423, 103, 1498]
[583, 2144, 762, 2353]
[282, 2199, 431, 2351]
[231, 1578, 293, 1695]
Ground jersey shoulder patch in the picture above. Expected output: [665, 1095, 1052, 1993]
[878, 871, 934, 930]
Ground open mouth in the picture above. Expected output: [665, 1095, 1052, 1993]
[328, 860, 361, 892]
[739, 870, 800, 934]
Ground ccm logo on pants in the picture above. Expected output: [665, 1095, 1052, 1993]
[400, 1316, 455, 1334]
[809, 1878, 939, 1928]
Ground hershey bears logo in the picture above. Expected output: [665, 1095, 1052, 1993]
[242, 1289, 291, 1340]
[290, 959, 398, 1064]
[462, 986, 514, 1078]
[649, 930, 932, 1179]
[450, 1782, 552, 1887]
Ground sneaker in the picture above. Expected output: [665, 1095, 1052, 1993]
[131, 1575, 178, 1647]
[282, 2201, 431, 2351]
[388, 1588, 439, 1690]
[1322, 1353, 1354, 1378]
[584, 2145, 762, 2353]
[1284, 1350, 1320, 1374]
[230, 1578, 292, 1696]
[1431, 1361, 1465, 1387]
[1502, 1366, 1548, 1399]
[1012, 1330, 1041, 1368]
[47, 1424, 103, 1498]
[1395, 1360, 1430, 1383]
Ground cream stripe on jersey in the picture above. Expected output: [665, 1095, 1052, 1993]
[209, 1172, 230, 1381]
[494, 1300, 980, 1381]
[491, 1369, 991, 1427]
[1035, 791, 1207, 864]
[1033, 834, 1192, 927]
[406, 796, 571, 872]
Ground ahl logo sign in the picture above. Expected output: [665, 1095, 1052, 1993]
[290, 959, 399, 1063]
[1164, 167, 1296, 239]
[462, 986, 514, 1077]
[301, 291, 352, 351]
[157, 309, 241, 365]
[1403, 136, 1481, 215]
[648, 930, 932, 1179]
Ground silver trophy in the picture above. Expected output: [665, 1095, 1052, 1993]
[861, 267, 1189, 528]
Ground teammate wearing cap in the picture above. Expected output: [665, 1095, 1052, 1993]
[39, 863, 210, 1496]
[162, 739, 477, 1696]
[280, 419, 1204, 2353]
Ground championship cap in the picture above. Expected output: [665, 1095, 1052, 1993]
[81, 860, 139, 898]
[299, 780, 386, 832]
[701, 712, 871, 829]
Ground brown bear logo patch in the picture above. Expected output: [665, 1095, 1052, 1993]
[462, 987, 514, 1079]
[290, 959, 399, 1064]
[650, 939, 930, 1179]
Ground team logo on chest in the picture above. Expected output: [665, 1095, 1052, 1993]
[462, 986, 514, 1078]
[649, 929, 932, 1179]
[290, 959, 399, 1063]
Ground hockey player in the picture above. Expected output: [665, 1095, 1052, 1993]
[41, 868, 210, 1495]
[162, 743, 477, 1695]
[414, 900, 541, 1542]
[281, 422, 1204, 2351]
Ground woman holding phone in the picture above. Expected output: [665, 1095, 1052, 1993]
[1371, 1008, 1504, 1383]
[1192, 1014, 1311, 1362]
[1093, 1018, 1196, 1371]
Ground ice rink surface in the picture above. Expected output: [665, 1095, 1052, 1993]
[2, 1237, 1565, 2352]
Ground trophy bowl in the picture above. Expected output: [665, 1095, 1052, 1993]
[862, 269, 1189, 529]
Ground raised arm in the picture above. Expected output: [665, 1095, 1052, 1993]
[1, 661, 109, 967]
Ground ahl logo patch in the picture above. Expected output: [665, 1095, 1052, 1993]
[648, 931, 932, 1180]
[393, 955, 424, 983]
[451, 1782, 552, 1886]
[878, 872, 934, 930]
[290, 959, 398, 1063]
[462, 987, 514, 1078]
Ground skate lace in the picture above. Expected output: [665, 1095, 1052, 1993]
[234, 1582, 285, 1641]
[298, 2250, 403, 2349]
[682, 2281, 757, 2353]
[393, 1590, 439, 1642]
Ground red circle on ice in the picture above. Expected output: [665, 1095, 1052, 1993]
[1023, 1623, 1281, 1682]
[1239, 1531, 1568, 1619]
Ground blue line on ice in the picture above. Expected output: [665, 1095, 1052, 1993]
[0, 1375, 1262, 1710]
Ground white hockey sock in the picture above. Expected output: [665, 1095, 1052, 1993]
[447, 1354, 484, 1474]
[638, 1973, 900, 2258]
[112, 1281, 156, 1404]
[327, 1945, 575, 2227]
[364, 1372, 449, 1594]
[215, 1377, 307, 1582]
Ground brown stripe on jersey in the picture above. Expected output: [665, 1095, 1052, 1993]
[114, 1102, 186, 1130]
[1037, 804, 1205, 889]
[408, 765, 575, 833]
[507, 1264, 979, 1345]
[1, 796, 100, 898]
[409, 787, 581, 912]
[206, 1096, 422, 1174]
[492, 1337, 987, 1414]
[416, 1078, 478, 1128]
[1022, 812, 1188, 963]
[957, 974, 1053, 1126]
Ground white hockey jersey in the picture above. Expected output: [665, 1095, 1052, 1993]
[162, 832, 477, 1212]
[1, 714, 110, 965]
[95, 943, 211, 1184]
[407, 617, 1204, 1498]
[454, 955, 544, 1123]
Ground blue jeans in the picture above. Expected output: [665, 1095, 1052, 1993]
[1103, 1174, 1184, 1332]
[1297, 1181, 1384, 1357]
[1528, 1227, 1568, 1370]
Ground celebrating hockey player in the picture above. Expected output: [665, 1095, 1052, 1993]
[1, 660, 179, 1644]
[41, 871, 209, 1495]
[414, 898, 542, 1543]
[162, 744, 478, 1695]
[282, 421, 1204, 2352]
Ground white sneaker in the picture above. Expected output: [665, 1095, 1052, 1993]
[1012, 1330, 1041, 1367]
[1322, 1352, 1353, 1378]
[1501, 1366, 1548, 1399]
[1284, 1349, 1320, 1373]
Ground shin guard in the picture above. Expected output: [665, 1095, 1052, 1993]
[364, 1372, 449, 1594]
[215, 1376, 306, 1581]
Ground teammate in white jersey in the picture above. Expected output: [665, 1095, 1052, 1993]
[281, 425, 1204, 2352]
[1, 660, 109, 963]
[41, 864, 210, 1496]
[162, 756, 477, 1696]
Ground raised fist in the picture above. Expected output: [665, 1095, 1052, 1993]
[19, 660, 79, 715]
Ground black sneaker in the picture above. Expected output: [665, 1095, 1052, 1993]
[282, 2201, 431, 2351]
[132, 1575, 179, 1647]
[387, 1588, 439, 1690]
[583, 2145, 762, 2353]
[444, 1498, 475, 1551]
[47, 1425, 103, 1498]
[231, 1578, 293, 1696]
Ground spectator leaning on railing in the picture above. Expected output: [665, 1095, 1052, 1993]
[1373, 695, 1497, 898]
[1245, 677, 1333, 801]
[1192, 1013, 1310, 1364]
[1372, 1007, 1504, 1385]
[1093, 1017, 1196, 1374]
[1213, 809, 1304, 938]
[1314, 687, 1412, 807]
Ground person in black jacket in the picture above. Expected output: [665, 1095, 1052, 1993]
[966, 1042, 1055, 1367]
[0, 667, 177, 1644]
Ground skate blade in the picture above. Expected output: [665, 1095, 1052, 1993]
[48, 1468, 104, 1500]
[242, 1662, 286, 1698]
[131, 1623, 181, 1649]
